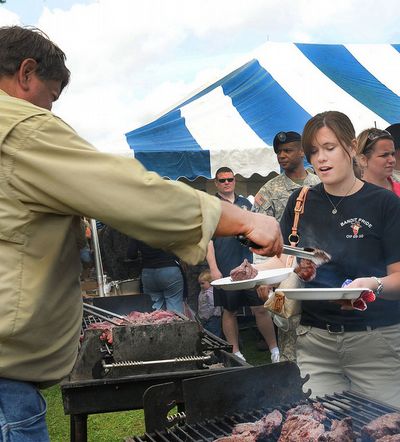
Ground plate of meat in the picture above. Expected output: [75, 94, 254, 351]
[211, 268, 294, 290]
[280, 287, 370, 300]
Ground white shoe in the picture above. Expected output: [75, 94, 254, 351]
[234, 351, 246, 362]
[270, 350, 280, 363]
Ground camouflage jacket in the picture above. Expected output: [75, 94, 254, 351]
[252, 172, 320, 221]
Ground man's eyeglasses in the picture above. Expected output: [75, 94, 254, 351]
[218, 178, 234, 183]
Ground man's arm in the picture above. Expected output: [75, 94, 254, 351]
[9, 115, 281, 263]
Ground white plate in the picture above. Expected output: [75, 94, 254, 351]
[211, 268, 294, 290]
[279, 287, 370, 301]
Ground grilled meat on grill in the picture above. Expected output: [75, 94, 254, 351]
[286, 403, 327, 423]
[215, 403, 355, 442]
[230, 259, 258, 281]
[361, 413, 400, 441]
[318, 417, 355, 441]
[125, 310, 181, 324]
[86, 310, 183, 343]
[214, 410, 282, 442]
[278, 414, 325, 441]
[213, 436, 252, 442]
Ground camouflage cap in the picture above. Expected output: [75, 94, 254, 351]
[272, 131, 301, 153]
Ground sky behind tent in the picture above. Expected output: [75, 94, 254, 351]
[0, 0, 399, 154]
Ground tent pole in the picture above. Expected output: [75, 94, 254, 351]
[90, 218, 106, 297]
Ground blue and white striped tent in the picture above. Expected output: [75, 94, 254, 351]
[125, 42, 400, 180]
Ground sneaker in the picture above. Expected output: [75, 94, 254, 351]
[270, 350, 280, 363]
[234, 351, 246, 362]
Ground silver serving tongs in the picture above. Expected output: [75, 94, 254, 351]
[282, 245, 331, 266]
[83, 302, 126, 326]
[236, 235, 331, 265]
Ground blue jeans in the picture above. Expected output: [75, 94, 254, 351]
[0, 378, 49, 442]
[142, 266, 184, 313]
[201, 316, 222, 338]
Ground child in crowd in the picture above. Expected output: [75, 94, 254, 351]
[197, 270, 222, 337]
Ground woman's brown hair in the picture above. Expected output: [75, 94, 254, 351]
[302, 111, 356, 163]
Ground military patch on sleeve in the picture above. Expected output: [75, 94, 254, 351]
[254, 192, 266, 207]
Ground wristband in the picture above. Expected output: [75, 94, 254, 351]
[371, 276, 383, 296]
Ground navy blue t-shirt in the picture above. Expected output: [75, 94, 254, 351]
[213, 194, 252, 276]
[280, 182, 400, 327]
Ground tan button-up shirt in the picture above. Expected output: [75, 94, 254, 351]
[0, 89, 221, 384]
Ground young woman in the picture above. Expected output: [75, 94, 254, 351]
[257, 111, 400, 406]
[356, 128, 400, 196]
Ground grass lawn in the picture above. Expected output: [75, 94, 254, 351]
[44, 324, 272, 441]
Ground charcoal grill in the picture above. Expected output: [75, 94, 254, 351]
[61, 298, 247, 442]
[129, 363, 400, 442]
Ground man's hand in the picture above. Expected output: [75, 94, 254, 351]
[215, 202, 283, 258]
[243, 212, 283, 258]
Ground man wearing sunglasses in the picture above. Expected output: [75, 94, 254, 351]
[207, 167, 279, 362]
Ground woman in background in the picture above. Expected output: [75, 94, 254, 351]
[127, 239, 185, 313]
[356, 128, 400, 196]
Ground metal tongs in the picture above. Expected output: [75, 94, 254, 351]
[236, 235, 331, 265]
[282, 244, 331, 266]
[83, 302, 126, 326]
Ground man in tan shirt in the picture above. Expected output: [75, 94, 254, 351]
[0, 25, 282, 440]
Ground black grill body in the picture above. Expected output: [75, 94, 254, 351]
[61, 300, 245, 442]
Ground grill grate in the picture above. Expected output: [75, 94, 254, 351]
[127, 391, 400, 442]
[82, 313, 105, 330]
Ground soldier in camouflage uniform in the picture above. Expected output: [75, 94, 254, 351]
[252, 131, 320, 362]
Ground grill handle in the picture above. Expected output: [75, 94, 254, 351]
[102, 355, 212, 369]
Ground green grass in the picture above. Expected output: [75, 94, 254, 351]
[43, 386, 145, 442]
[44, 325, 271, 441]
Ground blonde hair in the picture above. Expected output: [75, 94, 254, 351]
[356, 128, 394, 159]
[198, 269, 212, 283]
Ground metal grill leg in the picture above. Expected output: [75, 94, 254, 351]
[70, 414, 88, 442]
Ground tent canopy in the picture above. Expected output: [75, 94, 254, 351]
[126, 42, 400, 180]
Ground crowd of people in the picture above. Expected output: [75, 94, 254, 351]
[1, 24, 400, 441]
